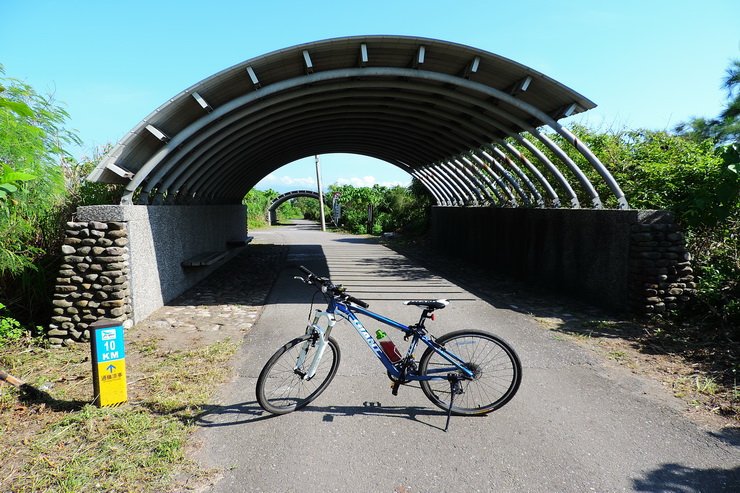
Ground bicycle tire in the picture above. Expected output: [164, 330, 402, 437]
[419, 330, 521, 415]
[256, 334, 340, 415]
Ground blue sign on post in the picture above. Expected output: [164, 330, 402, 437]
[90, 320, 128, 407]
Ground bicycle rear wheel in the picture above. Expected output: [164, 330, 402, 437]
[419, 330, 521, 415]
[256, 334, 340, 414]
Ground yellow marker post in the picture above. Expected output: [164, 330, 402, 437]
[90, 320, 128, 407]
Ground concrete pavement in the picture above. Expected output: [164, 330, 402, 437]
[192, 221, 739, 492]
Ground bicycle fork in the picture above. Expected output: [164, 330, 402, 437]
[296, 310, 336, 380]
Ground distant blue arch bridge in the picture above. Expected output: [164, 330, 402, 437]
[45, 36, 692, 345]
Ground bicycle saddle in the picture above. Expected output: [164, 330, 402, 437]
[404, 299, 449, 310]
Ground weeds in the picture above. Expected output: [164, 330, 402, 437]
[695, 376, 719, 395]
[608, 350, 627, 362]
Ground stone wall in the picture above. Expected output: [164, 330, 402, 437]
[48, 204, 248, 344]
[429, 207, 694, 315]
[49, 221, 132, 345]
[629, 213, 694, 314]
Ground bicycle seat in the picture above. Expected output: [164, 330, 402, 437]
[404, 299, 449, 310]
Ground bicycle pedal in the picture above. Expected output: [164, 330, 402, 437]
[391, 381, 401, 396]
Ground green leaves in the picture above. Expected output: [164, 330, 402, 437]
[0, 164, 38, 201]
[0, 99, 33, 118]
[326, 182, 430, 235]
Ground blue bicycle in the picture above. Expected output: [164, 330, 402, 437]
[256, 266, 522, 429]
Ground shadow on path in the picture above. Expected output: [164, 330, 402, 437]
[632, 462, 740, 492]
[193, 399, 477, 432]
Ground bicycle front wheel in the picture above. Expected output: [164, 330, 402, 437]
[419, 330, 521, 415]
[256, 334, 340, 415]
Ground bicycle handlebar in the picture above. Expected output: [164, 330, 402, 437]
[297, 265, 370, 308]
[345, 295, 370, 309]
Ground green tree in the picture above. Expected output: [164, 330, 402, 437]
[242, 188, 279, 229]
[292, 196, 321, 221]
[0, 65, 82, 327]
[676, 59, 740, 145]
[327, 181, 431, 235]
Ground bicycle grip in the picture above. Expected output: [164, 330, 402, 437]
[298, 265, 313, 276]
[347, 295, 369, 309]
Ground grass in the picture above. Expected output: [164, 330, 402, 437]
[0, 335, 238, 492]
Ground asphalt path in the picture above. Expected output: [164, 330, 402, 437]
[194, 221, 739, 492]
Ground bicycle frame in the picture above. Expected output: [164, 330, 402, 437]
[301, 297, 475, 381]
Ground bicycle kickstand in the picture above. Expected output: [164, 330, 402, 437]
[444, 374, 463, 432]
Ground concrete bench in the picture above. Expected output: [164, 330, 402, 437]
[181, 237, 253, 267]
[226, 236, 254, 248]
[181, 251, 228, 267]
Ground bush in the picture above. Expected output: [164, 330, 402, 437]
[326, 181, 431, 235]
[0, 303, 24, 346]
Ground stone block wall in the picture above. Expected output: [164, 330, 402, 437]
[629, 215, 695, 314]
[48, 221, 132, 345]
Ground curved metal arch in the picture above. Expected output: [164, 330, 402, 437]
[424, 165, 464, 206]
[185, 79, 598, 209]
[131, 75, 582, 208]
[89, 36, 629, 210]
[152, 110, 455, 204]
[198, 109, 476, 199]
[187, 107, 487, 203]
[497, 141, 560, 207]
[209, 126, 450, 203]
[514, 136, 581, 208]
[436, 161, 475, 205]
[458, 157, 506, 206]
[268, 190, 320, 212]
[485, 145, 543, 207]
[118, 68, 616, 205]
[416, 168, 454, 206]
[471, 150, 526, 206]
[410, 170, 447, 206]
[140, 83, 512, 203]
[452, 158, 496, 205]
[140, 85, 489, 203]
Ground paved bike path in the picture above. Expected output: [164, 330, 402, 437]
[193, 221, 739, 492]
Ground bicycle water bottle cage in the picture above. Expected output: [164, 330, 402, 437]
[404, 299, 450, 310]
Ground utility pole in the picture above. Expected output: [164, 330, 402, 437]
[315, 155, 326, 232]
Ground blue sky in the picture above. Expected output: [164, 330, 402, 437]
[1, 0, 738, 192]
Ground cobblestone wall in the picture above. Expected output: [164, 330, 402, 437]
[48, 221, 132, 345]
[629, 219, 695, 315]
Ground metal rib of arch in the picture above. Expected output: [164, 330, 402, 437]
[89, 36, 629, 210]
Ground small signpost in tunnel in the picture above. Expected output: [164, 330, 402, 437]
[90, 320, 128, 407]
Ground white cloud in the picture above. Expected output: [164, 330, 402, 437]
[336, 175, 377, 187]
[335, 176, 409, 188]
[260, 174, 316, 186]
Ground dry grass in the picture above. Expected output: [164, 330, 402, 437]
[0, 335, 238, 492]
[536, 317, 739, 422]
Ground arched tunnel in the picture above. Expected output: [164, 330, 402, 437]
[47, 36, 693, 343]
[267, 190, 321, 225]
[88, 36, 627, 210]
